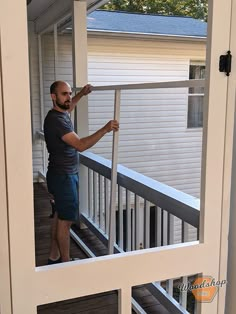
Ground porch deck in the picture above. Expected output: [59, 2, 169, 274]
[34, 183, 170, 314]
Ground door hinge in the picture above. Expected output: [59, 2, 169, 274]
[219, 51, 232, 76]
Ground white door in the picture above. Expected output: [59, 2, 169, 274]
[199, 0, 235, 313]
[0, 0, 234, 313]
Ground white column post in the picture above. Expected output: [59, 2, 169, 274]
[0, 39, 12, 314]
[72, 0, 89, 224]
[0, 0, 36, 313]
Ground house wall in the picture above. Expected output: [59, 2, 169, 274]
[87, 36, 205, 199]
[29, 31, 206, 242]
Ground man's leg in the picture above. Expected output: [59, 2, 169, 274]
[48, 211, 60, 261]
[57, 218, 73, 262]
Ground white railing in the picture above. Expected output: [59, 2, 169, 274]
[78, 151, 199, 313]
[37, 145, 199, 313]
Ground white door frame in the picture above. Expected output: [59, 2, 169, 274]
[224, 0, 236, 311]
[198, 0, 233, 312]
[0, 0, 234, 313]
[0, 0, 36, 313]
[0, 34, 12, 314]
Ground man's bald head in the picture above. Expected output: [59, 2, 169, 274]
[50, 81, 71, 95]
[50, 81, 72, 111]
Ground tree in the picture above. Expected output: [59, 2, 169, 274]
[102, 0, 208, 21]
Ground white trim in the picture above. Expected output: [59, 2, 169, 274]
[88, 29, 207, 42]
[0, 33, 12, 314]
[35, 242, 203, 304]
[74, 79, 205, 92]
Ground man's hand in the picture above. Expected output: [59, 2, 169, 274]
[62, 120, 119, 152]
[104, 120, 119, 133]
[70, 84, 92, 112]
[80, 84, 92, 96]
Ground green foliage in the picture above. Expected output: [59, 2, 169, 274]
[102, 0, 208, 21]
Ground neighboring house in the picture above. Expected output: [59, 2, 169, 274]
[31, 10, 207, 199]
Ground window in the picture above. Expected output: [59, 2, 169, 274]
[187, 63, 205, 128]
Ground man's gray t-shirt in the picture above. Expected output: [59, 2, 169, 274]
[44, 109, 78, 174]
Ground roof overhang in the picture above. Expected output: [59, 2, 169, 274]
[27, 0, 109, 34]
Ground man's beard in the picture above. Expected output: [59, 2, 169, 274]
[55, 101, 70, 110]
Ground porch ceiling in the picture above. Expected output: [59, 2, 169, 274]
[27, 0, 56, 21]
[27, 0, 109, 33]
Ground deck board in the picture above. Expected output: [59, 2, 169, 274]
[34, 183, 170, 314]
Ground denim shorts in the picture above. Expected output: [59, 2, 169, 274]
[46, 171, 79, 221]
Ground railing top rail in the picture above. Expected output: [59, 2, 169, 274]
[80, 152, 200, 229]
[73, 79, 205, 92]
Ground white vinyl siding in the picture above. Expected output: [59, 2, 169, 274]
[41, 34, 73, 116]
[87, 36, 205, 200]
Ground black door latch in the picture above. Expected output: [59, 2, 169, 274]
[219, 51, 232, 76]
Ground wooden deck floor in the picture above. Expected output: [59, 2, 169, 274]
[34, 183, 170, 314]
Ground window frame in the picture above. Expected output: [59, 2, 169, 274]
[187, 61, 206, 129]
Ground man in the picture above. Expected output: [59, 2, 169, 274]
[44, 80, 119, 264]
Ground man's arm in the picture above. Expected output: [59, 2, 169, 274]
[68, 84, 92, 113]
[62, 120, 119, 152]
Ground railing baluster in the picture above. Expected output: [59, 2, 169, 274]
[168, 213, 175, 245]
[163, 210, 168, 246]
[155, 206, 162, 247]
[118, 185, 124, 249]
[135, 194, 143, 250]
[144, 200, 150, 249]
[155, 206, 162, 287]
[43, 142, 47, 175]
[88, 168, 93, 219]
[99, 174, 104, 230]
[126, 189, 131, 252]
[180, 221, 189, 309]
[132, 206, 135, 251]
[93, 171, 98, 224]
[166, 213, 174, 297]
[105, 178, 109, 235]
